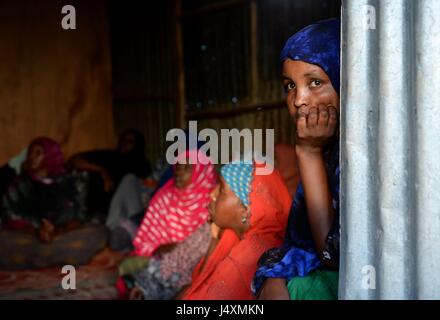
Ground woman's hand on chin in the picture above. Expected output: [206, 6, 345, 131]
[295, 105, 338, 154]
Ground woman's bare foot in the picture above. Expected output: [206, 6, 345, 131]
[39, 219, 55, 243]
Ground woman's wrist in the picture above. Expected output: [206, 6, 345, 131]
[295, 144, 323, 159]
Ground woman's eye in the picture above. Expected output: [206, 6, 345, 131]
[310, 79, 322, 87]
[286, 82, 295, 91]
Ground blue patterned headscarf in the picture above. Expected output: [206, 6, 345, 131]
[280, 18, 341, 94]
[220, 162, 254, 207]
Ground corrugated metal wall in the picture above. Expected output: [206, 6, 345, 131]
[108, 0, 341, 164]
[183, 0, 341, 111]
[257, 0, 342, 102]
[340, 0, 440, 299]
[183, 2, 252, 111]
[184, 0, 340, 148]
[109, 2, 177, 164]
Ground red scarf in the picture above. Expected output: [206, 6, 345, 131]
[183, 165, 291, 300]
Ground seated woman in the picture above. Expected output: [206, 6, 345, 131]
[69, 128, 151, 216]
[106, 128, 206, 248]
[116, 149, 217, 300]
[252, 18, 340, 300]
[181, 161, 292, 300]
[106, 156, 170, 251]
[0, 137, 107, 270]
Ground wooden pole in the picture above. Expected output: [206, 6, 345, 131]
[173, 0, 187, 129]
[250, 0, 258, 103]
[182, 0, 250, 19]
[186, 99, 285, 120]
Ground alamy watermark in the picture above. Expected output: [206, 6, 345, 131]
[61, 5, 76, 30]
[361, 264, 376, 290]
[61, 265, 76, 290]
[363, 4, 376, 30]
[166, 121, 275, 175]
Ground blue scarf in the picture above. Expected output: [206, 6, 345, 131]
[220, 162, 254, 207]
[280, 18, 340, 94]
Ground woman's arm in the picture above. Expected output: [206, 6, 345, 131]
[68, 154, 114, 192]
[69, 153, 104, 173]
[295, 106, 338, 259]
[295, 147, 334, 257]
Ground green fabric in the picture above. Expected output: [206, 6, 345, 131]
[118, 256, 149, 276]
[287, 270, 339, 300]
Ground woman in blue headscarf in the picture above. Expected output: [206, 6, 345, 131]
[253, 18, 340, 300]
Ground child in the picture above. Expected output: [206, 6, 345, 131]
[182, 162, 291, 300]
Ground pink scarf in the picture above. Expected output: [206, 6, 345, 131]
[133, 149, 217, 257]
[27, 137, 65, 178]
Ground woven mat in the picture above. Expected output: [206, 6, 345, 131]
[0, 247, 125, 300]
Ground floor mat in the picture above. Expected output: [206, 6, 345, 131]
[0, 247, 125, 300]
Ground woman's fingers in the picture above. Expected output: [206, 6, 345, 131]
[297, 105, 338, 140]
[328, 106, 338, 129]
[296, 111, 308, 138]
[307, 107, 319, 128]
[296, 106, 308, 120]
[318, 105, 329, 127]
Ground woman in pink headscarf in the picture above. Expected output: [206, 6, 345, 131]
[1, 137, 88, 241]
[117, 149, 218, 300]
[0, 137, 108, 270]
